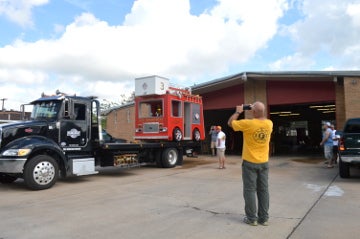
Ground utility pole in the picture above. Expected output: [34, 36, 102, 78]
[0, 98, 7, 111]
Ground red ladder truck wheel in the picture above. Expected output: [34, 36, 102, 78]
[193, 129, 201, 142]
[173, 127, 183, 142]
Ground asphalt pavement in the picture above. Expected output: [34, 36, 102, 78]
[0, 155, 359, 239]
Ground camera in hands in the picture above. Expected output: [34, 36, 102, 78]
[243, 104, 252, 110]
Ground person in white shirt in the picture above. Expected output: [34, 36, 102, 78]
[216, 126, 226, 169]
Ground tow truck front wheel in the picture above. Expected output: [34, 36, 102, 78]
[24, 155, 59, 190]
[162, 148, 179, 168]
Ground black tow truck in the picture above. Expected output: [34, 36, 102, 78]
[0, 93, 200, 190]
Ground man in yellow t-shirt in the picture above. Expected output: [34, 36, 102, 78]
[228, 101, 273, 226]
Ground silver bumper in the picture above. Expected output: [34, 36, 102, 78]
[0, 157, 26, 173]
[340, 156, 360, 164]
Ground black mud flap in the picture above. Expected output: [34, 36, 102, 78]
[176, 148, 184, 166]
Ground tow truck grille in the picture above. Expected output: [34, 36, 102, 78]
[143, 123, 159, 133]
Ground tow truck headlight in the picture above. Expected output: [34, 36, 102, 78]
[2, 148, 31, 157]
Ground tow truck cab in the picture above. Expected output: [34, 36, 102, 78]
[0, 93, 102, 189]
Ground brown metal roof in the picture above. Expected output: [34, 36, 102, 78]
[191, 71, 360, 94]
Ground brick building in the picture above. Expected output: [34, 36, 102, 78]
[105, 71, 360, 155]
[0, 110, 31, 123]
[105, 102, 135, 142]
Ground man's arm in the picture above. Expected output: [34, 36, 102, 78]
[228, 105, 244, 128]
[320, 130, 331, 146]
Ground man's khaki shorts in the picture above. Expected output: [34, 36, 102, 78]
[217, 148, 226, 157]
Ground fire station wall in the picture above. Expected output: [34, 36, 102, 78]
[267, 81, 335, 105]
[106, 105, 135, 142]
[244, 80, 268, 118]
[201, 84, 244, 110]
[343, 77, 360, 121]
[336, 80, 346, 129]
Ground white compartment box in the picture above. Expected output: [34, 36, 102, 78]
[71, 158, 97, 176]
[135, 75, 169, 96]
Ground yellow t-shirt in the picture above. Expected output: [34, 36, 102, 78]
[232, 119, 273, 164]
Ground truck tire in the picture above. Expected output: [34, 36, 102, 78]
[339, 158, 350, 178]
[0, 174, 18, 184]
[162, 148, 179, 168]
[173, 128, 183, 142]
[24, 155, 59, 190]
[193, 129, 201, 142]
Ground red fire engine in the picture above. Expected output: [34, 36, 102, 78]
[135, 75, 205, 142]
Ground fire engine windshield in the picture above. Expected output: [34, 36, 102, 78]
[139, 100, 163, 118]
[31, 101, 62, 121]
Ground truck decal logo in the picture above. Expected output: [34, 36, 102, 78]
[24, 128, 33, 133]
[67, 128, 81, 139]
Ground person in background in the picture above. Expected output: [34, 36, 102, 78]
[209, 126, 218, 156]
[320, 122, 334, 168]
[228, 102, 273, 226]
[216, 126, 226, 169]
[331, 124, 340, 165]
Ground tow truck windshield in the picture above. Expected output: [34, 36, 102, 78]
[31, 101, 61, 121]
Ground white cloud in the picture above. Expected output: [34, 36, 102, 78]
[0, 0, 49, 27]
[274, 0, 360, 70]
[0, 68, 47, 84]
[269, 52, 314, 70]
[0, 0, 288, 109]
[347, 3, 360, 27]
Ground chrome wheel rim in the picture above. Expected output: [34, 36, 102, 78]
[175, 129, 182, 141]
[194, 130, 201, 141]
[167, 150, 178, 165]
[32, 161, 56, 185]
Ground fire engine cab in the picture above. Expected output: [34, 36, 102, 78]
[134, 76, 205, 142]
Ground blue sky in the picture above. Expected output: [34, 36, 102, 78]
[1, 0, 360, 110]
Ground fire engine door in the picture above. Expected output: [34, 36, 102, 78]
[184, 102, 191, 138]
[192, 103, 201, 125]
[59, 101, 89, 148]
